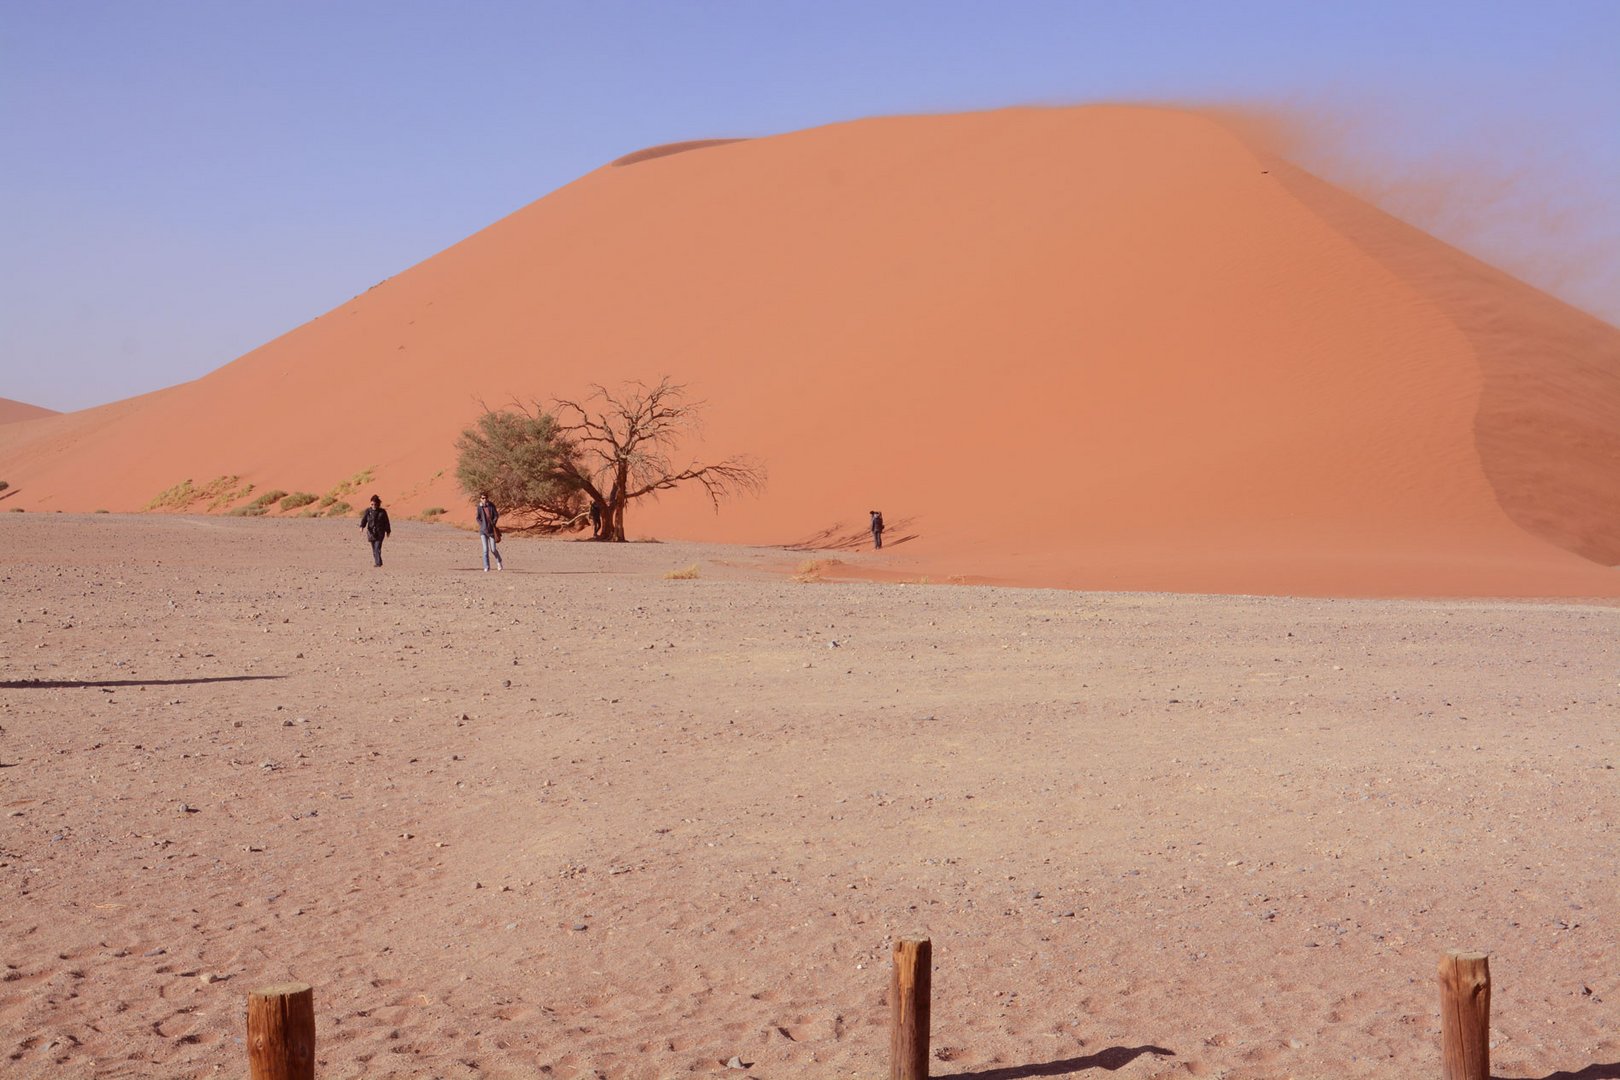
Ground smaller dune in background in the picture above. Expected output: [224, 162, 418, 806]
[0, 397, 58, 425]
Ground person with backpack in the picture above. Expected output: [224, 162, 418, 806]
[476, 493, 504, 571]
[359, 495, 391, 567]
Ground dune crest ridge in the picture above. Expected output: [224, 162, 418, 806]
[610, 138, 750, 167]
[2, 104, 1617, 597]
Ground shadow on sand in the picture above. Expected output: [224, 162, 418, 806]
[1, 675, 286, 690]
[941, 1045, 1175, 1078]
[1497, 1066, 1620, 1080]
[786, 516, 919, 552]
[450, 567, 609, 574]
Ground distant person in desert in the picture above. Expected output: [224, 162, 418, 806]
[870, 509, 885, 550]
[476, 493, 504, 571]
[359, 495, 391, 567]
[589, 497, 604, 539]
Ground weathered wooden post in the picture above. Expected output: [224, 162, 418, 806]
[890, 937, 931, 1080]
[1438, 951, 1489, 1080]
[248, 981, 315, 1080]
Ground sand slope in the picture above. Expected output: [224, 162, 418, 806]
[2, 105, 1617, 596]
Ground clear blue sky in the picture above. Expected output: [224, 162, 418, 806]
[4, 1, 1617, 411]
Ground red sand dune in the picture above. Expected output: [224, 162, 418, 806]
[0, 396, 57, 425]
[2, 105, 1618, 597]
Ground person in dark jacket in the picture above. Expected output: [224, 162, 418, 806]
[870, 509, 885, 550]
[360, 495, 391, 567]
[476, 493, 504, 571]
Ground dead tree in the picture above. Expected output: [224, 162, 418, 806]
[553, 378, 764, 542]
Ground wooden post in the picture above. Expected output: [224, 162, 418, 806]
[1438, 952, 1489, 1080]
[890, 937, 931, 1080]
[248, 982, 315, 1080]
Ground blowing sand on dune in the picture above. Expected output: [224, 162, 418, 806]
[1, 105, 1617, 599]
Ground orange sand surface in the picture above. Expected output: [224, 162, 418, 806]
[2, 515, 1617, 1078]
[0, 398, 56, 426]
[2, 106, 1618, 597]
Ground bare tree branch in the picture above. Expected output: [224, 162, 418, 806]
[553, 377, 765, 540]
[455, 378, 763, 541]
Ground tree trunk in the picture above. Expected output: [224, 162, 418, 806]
[605, 471, 628, 541]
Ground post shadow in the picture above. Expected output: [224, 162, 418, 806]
[941, 1044, 1175, 1078]
[1, 675, 286, 689]
[1495, 1066, 1620, 1080]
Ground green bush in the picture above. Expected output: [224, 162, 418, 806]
[280, 492, 318, 511]
[227, 504, 268, 517]
[455, 408, 579, 526]
[325, 500, 353, 516]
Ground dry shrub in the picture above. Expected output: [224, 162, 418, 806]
[320, 468, 376, 509]
[280, 492, 318, 511]
[149, 475, 255, 512]
[793, 558, 841, 583]
[249, 489, 289, 509]
[206, 478, 254, 512]
[208, 488, 253, 512]
[144, 479, 196, 511]
[664, 563, 701, 580]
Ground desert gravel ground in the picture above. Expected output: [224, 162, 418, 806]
[2, 514, 1617, 1079]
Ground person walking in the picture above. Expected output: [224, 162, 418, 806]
[476, 493, 504, 571]
[360, 495, 391, 567]
[869, 509, 885, 550]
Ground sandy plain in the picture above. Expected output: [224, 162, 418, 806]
[2, 514, 1617, 1079]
